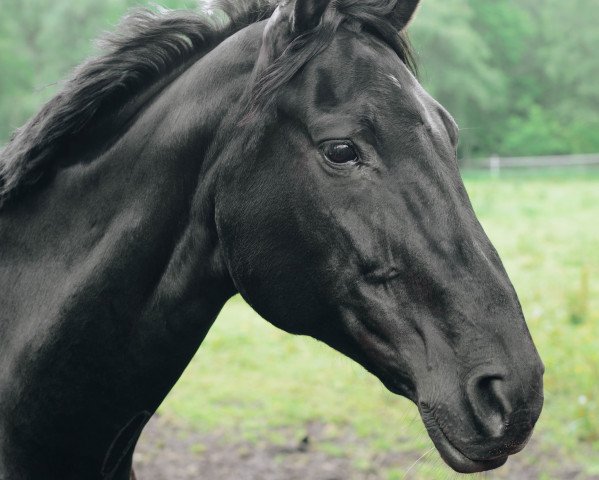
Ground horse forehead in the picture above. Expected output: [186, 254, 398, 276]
[318, 33, 402, 82]
[323, 37, 450, 122]
[305, 33, 420, 108]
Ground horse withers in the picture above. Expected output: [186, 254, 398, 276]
[0, 0, 543, 478]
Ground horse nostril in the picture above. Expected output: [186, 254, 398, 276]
[466, 373, 511, 439]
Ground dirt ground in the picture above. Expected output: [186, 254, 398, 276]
[133, 414, 596, 480]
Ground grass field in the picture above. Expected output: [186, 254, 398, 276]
[156, 170, 599, 478]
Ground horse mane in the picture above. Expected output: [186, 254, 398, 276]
[0, 0, 415, 208]
[0, 0, 276, 208]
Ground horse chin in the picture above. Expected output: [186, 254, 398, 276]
[379, 377, 507, 472]
[419, 408, 509, 474]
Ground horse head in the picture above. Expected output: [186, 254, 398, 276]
[216, 0, 544, 472]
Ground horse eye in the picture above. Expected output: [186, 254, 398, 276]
[321, 141, 358, 164]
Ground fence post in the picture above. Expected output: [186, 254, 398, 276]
[490, 154, 500, 177]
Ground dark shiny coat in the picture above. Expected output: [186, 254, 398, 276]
[0, 1, 543, 478]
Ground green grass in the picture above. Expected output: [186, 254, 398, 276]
[462, 171, 599, 456]
[158, 170, 599, 478]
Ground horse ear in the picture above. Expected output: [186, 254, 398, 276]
[390, 0, 421, 31]
[292, 0, 330, 33]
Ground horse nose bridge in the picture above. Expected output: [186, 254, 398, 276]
[448, 223, 500, 271]
[441, 227, 518, 306]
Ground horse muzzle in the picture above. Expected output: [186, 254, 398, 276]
[417, 365, 544, 473]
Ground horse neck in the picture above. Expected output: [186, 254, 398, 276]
[0, 22, 267, 479]
[2, 24, 266, 322]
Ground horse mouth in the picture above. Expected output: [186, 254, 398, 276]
[419, 406, 508, 474]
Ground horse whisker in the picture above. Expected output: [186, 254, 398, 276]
[403, 446, 435, 478]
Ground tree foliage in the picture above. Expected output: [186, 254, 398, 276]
[0, 0, 597, 157]
[412, 0, 599, 157]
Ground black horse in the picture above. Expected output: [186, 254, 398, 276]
[0, 1, 544, 478]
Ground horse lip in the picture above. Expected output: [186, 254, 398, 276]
[419, 406, 508, 474]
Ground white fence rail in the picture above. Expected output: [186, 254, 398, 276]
[462, 153, 599, 173]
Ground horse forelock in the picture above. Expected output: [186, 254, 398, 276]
[248, 0, 417, 114]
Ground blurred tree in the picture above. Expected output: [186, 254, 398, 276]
[516, 0, 599, 154]
[410, 0, 507, 157]
[411, 0, 599, 157]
